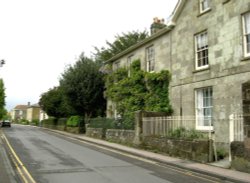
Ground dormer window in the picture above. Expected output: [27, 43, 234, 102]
[199, 0, 210, 13]
[146, 46, 155, 72]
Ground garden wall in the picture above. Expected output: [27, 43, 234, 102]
[141, 136, 212, 163]
[85, 128, 104, 139]
[106, 129, 135, 145]
[231, 141, 250, 173]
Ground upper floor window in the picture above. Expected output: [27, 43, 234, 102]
[195, 31, 209, 70]
[199, 0, 210, 13]
[146, 46, 155, 72]
[113, 61, 120, 71]
[242, 12, 250, 57]
[127, 55, 134, 76]
[195, 87, 213, 131]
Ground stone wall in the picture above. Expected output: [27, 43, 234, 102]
[231, 141, 250, 173]
[65, 127, 79, 134]
[85, 128, 104, 139]
[106, 129, 135, 145]
[142, 136, 212, 163]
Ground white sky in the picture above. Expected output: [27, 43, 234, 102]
[0, 0, 178, 111]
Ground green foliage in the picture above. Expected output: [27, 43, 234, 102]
[216, 148, 227, 160]
[0, 79, 6, 119]
[167, 128, 205, 140]
[39, 86, 74, 118]
[60, 53, 106, 117]
[20, 119, 29, 125]
[88, 116, 134, 130]
[57, 118, 67, 126]
[105, 60, 172, 121]
[66, 116, 82, 127]
[145, 70, 172, 113]
[31, 119, 39, 126]
[41, 117, 57, 126]
[94, 30, 148, 63]
[88, 117, 115, 129]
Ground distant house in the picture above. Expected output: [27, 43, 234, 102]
[26, 103, 41, 122]
[10, 104, 29, 122]
[39, 109, 49, 121]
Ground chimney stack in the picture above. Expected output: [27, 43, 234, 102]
[150, 17, 166, 35]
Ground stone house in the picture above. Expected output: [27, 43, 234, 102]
[26, 103, 41, 122]
[104, 0, 250, 150]
[10, 104, 29, 122]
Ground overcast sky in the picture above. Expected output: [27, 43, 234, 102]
[0, 0, 178, 111]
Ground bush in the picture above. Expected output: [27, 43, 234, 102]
[58, 118, 67, 126]
[66, 116, 81, 127]
[88, 117, 115, 129]
[31, 119, 39, 126]
[21, 119, 29, 125]
[88, 116, 134, 130]
[167, 127, 205, 140]
[42, 117, 57, 126]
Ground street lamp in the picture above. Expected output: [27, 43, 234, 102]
[0, 59, 5, 67]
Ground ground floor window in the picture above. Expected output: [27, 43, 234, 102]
[195, 87, 213, 130]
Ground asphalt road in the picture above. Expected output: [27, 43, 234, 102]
[2, 125, 225, 183]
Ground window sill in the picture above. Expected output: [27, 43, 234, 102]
[241, 56, 250, 62]
[193, 67, 210, 73]
[197, 8, 211, 17]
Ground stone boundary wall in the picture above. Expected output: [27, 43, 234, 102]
[231, 141, 250, 173]
[142, 136, 212, 163]
[106, 129, 135, 145]
[85, 128, 104, 139]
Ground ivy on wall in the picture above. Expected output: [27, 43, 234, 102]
[105, 59, 173, 117]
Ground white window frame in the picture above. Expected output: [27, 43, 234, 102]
[242, 12, 250, 57]
[195, 87, 213, 131]
[199, 0, 210, 13]
[195, 31, 209, 70]
[146, 46, 155, 72]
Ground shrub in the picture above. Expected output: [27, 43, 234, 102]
[21, 119, 29, 125]
[31, 119, 39, 126]
[167, 127, 205, 140]
[66, 116, 81, 127]
[58, 118, 67, 126]
[41, 117, 57, 126]
[88, 117, 115, 129]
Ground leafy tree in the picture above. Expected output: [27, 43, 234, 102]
[60, 53, 106, 119]
[94, 30, 148, 63]
[39, 86, 73, 118]
[0, 79, 6, 119]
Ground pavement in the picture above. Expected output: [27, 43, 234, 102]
[44, 128, 250, 183]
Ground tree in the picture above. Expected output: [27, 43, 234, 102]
[39, 86, 73, 118]
[60, 53, 106, 119]
[0, 79, 6, 119]
[94, 30, 148, 63]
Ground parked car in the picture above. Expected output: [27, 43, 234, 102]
[1, 120, 11, 127]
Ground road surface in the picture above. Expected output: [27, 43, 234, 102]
[2, 124, 225, 183]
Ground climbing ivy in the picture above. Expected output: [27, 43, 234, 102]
[105, 60, 173, 119]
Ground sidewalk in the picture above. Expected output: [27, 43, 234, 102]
[45, 128, 250, 183]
